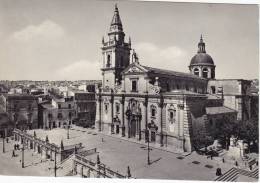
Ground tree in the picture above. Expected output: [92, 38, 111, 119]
[237, 118, 258, 153]
[214, 116, 238, 150]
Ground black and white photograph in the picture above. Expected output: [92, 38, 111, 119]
[0, 0, 259, 182]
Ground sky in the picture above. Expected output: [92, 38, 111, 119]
[0, 0, 258, 81]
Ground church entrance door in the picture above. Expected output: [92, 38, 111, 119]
[130, 119, 136, 137]
[116, 125, 119, 134]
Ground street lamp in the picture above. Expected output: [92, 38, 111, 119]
[22, 136, 24, 168]
[146, 129, 150, 165]
[67, 124, 70, 139]
[2, 129, 5, 153]
[146, 121, 158, 165]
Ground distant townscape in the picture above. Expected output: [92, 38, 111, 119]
[0, 3, 259, 182]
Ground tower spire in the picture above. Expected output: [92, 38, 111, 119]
[198, 34, 206, 53]
[110, 4, 123, 32]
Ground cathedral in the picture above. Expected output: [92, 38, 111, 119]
[95, 5, 257, 152]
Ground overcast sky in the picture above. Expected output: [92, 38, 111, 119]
[0, 0, 258, 80]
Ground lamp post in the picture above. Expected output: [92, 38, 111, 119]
[67, 124, 70, 139]
[2, 130, 5, 153]
[147, 129, 150, 165]
[22, 136, 24, 168]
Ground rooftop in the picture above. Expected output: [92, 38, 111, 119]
[206, 106, 237, 115]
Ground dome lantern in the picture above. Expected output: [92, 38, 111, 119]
[189, 35, 216, 80]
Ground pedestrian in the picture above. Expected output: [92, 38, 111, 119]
[222, 158, 225, 163]
[249, 164, 252, 171]
[235, 161, 238, 166]
[6, 137, 9, 143]
[216, 168, 222, 176]
[14, 144, 16, 150]
[12, 150, 15, 157]
[210, 154, 213, 160]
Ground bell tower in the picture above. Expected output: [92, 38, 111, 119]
[101, 4, 131, 90]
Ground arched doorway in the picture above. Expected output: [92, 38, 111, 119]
[125, 99, 142, 139]
[130, 119, 136, 137]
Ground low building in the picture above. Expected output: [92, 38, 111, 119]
[40, 97, 76, 129]
[0, 94, 38, 130]
[74, 91, 96, 128]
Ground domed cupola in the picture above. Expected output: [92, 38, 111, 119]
[189, 35, 215, 79]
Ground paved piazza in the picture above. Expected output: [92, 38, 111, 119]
[0, 126, 235, 180]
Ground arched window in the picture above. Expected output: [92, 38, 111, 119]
[131, 80, 137, 92]
[116, 103, 120, 113]
[211, 69, 215, 79]
[194, 68, 199, 76]
[107, 55, 111, 67]
[104, 104, 108, 113]
[203, 68, 208, 78]
[150, 105, 157, 118]
[168, 105, 176, 124]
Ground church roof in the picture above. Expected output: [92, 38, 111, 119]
[206, 106, 236, 115]
[142, 65, 206, 81]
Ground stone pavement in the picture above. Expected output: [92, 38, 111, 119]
[0, 138, 55, 177]
[25, 127, 236, 180]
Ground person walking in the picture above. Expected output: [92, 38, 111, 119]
[12, 150, 15, 157]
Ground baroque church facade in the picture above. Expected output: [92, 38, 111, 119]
[95, 5, 258, 153]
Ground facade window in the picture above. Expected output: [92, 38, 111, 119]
[107, 55, 111, 67]
[132, 80, 137, 92]
[194, 68, 199, 76]
[116, 103, 120, 113]
[211, 86, 216, 94]
[211, 69, 215, 79]
[57, 113, 62, 119]
[104, 104, 108, 113]
[48, 113, 52, 119]
[69, 112, 72, 119]
[203, 68, 208, 78]
[68, 104, 71, 109]
[168, 105, 176, 124]
[209, 119, 213, 126]
[150, 105, 157, 118]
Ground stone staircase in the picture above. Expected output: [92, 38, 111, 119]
[57, 154, 74, 177]
[215, 167, 258, 182]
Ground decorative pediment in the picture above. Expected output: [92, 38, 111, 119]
[123, 63, 148, 75]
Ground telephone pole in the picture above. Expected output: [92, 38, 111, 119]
[22, 137, 24, 168]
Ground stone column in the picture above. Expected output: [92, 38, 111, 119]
[144, 93, 148, 142]
[121, 94, 125, 137]
[199, 66, 202, 77]
[159, 94, 164, 147]
[110, 90, 114, 134]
